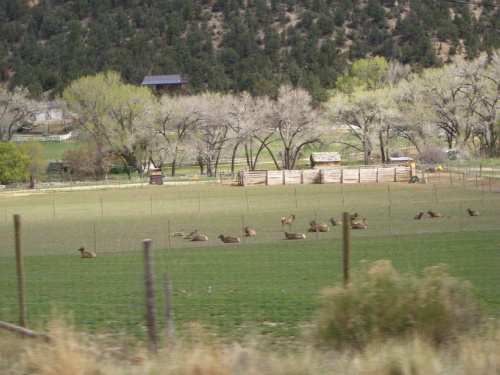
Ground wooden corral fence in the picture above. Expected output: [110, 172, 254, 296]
[238, 166, 412, 186]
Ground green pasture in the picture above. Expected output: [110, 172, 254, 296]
[0, 183, 499, 345]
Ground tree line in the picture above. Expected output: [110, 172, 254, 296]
[0, 52, 498, 184]
[1, 0, 499, 103]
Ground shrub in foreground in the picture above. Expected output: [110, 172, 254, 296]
[312, 260, 484, 349]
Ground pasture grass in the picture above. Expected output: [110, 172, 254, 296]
[0, 183, 499, 345]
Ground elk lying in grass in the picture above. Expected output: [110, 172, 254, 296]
[414, 212, 424, 220]
[184, 230, 198, 239]
[218, 234, 241, 243]
[284, 232, 306, 239]
[466, 208, 479, 216]
[192, 233, 208, 241]
[427, 210, 442, 218]
[78, 247, 96, 258]
[281, 215, 296, 230]
[171, 229, 184, 237]
[351, 218, 368, 229]
[308, 224, 330, 232]
[329, 218, 342, 226]
[349, 212, 359, 221]
[245, 227, 256, 236]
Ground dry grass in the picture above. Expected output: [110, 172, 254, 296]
[1, 317, 499, 375]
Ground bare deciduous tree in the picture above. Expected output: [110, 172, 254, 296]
[270, 86, 324, 170]
[0, 87, 29, 143]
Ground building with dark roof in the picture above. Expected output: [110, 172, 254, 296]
[140, 74, 187, 92]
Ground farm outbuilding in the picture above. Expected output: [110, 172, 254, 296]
[310, 152, 341, 169]
[140, 74, 187, 92]
[149, 169, 164, 185]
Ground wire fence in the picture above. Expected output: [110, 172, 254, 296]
[0, 171, 499, 346]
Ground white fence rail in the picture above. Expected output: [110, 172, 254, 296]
[11, 132, 73, 142]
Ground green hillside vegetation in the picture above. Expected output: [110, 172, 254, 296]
[1, 0, 499, 101]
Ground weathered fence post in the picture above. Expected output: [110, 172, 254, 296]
[14, 215, 26, 328]
[387, 185, 392, 205]
[164, 272, 174, 348]
[143, 239, 158, 356]
[342, 212, 350, 288]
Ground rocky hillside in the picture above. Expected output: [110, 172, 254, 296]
[1, 0, 499, 101]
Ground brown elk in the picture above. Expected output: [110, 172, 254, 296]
[281, 215, 296, 230]
[218, 234, 241, 243]
[171, 229, 184, 237]
[329, 218, 342, 226]
[245, 227, 256, 236]
[414, 212, 424, 220]
[427, 210, 442, 218]
[192, 234, 208, 241]
[351, 218, 368, 229]
[308, 224, 330, 232]
[78, 247, 96, 258]
[184, 230, 198, 239]
[466, 208, 479, 217]
[284, 232, 306, 239]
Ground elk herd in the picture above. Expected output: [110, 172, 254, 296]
[77, 208, 480, 256]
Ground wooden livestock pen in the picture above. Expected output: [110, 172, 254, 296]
[238, 166, 412, 186]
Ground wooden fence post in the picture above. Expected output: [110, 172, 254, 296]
[14, 215, 26, 328]
[342, 212, 350, 288]
[143, 239, 158, 356]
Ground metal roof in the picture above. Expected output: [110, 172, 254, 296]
[141, 75, 187, 85]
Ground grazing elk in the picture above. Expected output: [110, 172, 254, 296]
[414, 212, 424, 220]
[218, 234, 241, 243]
[284, 232, 306, 239]
[281, 215, 296, 230]
[245, 227, 256, 237]
[466, 208, 479, 217]
[171, 229, 184, 237]
[427, 210, 442, 218]
[184, 230, 198, 240]
[78, 247, 96, 258]
[351, 218, 368, 229]
[329, 218, 342, 226]
[192, 233, 208, 241]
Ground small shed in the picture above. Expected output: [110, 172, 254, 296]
[310, 152, 341, 169]
[141, 74, 187, 92]
[149, 169, 164, 185]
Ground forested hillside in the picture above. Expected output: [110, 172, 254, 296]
[1, 0, 499, 101]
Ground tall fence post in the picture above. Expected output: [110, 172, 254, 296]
[14, 215, 26, 328]
[342, 212, 350, 288]
[143, 239, 158, 356]
[164, 272, 174, 348]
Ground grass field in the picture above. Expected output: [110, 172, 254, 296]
[0, 182, 499, 346]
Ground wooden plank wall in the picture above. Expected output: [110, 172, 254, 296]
[239, 167, 411, 186]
